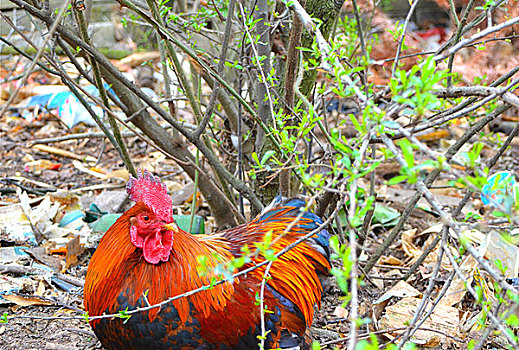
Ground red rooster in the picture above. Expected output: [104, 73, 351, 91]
[84, 170, 331, 349]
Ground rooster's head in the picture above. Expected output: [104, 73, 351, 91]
[126, 169, 177, 264]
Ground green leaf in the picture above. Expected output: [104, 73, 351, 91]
[387, 175, 407, 185]
[389, 77, 399, 95]
[251, 152, 260, 166]
[116, 309, 132, 324]
[0, 312, 8, 323]
[422, 56, 435, 78]
[399, 69, 407, 87]
[260, 150, 276, 166]
[348, 113, 362, 132]
[333, 209, 347, 229]
[403, 342, 418, 350]
[399, 138, 414, 167]
[507, 314, 519, 327]
[372, 204, 400, 225]
[329, 235, 340, 252]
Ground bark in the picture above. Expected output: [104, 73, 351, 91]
[278, 0, 305, 197]
[253, 0, 278, 211]
[300, 0, 345, 99]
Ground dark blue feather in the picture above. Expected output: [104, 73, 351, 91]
[258, 196, 330, 261]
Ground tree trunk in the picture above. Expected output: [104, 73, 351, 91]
[300, 0, 345, 99]
[253, 0, 278, 212]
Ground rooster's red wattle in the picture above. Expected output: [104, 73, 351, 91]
[84, 170, 331, 349]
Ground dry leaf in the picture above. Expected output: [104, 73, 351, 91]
[379, 296, 460, 347]
[103, 169, 130, 181]
[380, 255, 403, 266]
[119, 51, 160, 67]
[374, 280, 422, 304]
[401, 228, 422, 261]
[369, 267, 385, 290]
[73, 160, 106, 178]
[373, 280, 422, 319]
[32, 144, 95, 162]
[25, 246, 62, 272]
[333, 305, 349, 319]
[64, 235, 84, 271]
[416, 129, 450, 142]
[441, 255, 477, 307]
[2, 294, 53, 307]
[36, 280, 46, 297]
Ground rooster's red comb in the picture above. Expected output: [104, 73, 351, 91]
[126, 169, 173, 222]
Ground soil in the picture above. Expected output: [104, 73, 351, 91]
[0, 308, 99, 350]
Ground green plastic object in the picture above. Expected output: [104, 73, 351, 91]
[88, 213, 123, 233]
[172, 215, 205, 235]
[89, 214, 205, 235]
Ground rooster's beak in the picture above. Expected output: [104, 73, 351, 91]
[163, 223, 178, 231]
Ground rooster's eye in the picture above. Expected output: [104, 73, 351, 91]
[143, 215, 150, 221]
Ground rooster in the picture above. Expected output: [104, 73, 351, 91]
[84, 170, 331, 349]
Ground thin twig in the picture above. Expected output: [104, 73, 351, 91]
[363, 103, 509, 274]
[390, 0, 422, 80]
[259, 260, 273, 350]
[446, 0, 476, 87]
[194, 0, 237, 138]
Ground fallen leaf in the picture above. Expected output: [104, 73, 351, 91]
[441, 255, 477, 307]
[416, 129, 450, 142]
[119, 51, 160, 67]
[32, 144, 95, 162]
[333, 305, 349, 318]
[373, 280, 422, 319]
[2, 294, 53, 307]
[369, 267, 385, 289]
[374, 280, 422, 304]
[25, 247, 62, 272]
[36, 280, 46, 297]
[379, 296, 460, 346]
[103, 169, 130, 181]
[401, 228, 422, 261]
[380, 255, 403, 266]
[64, 235, 84, 270]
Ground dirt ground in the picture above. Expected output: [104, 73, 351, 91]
[0, 308, 99, 349]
